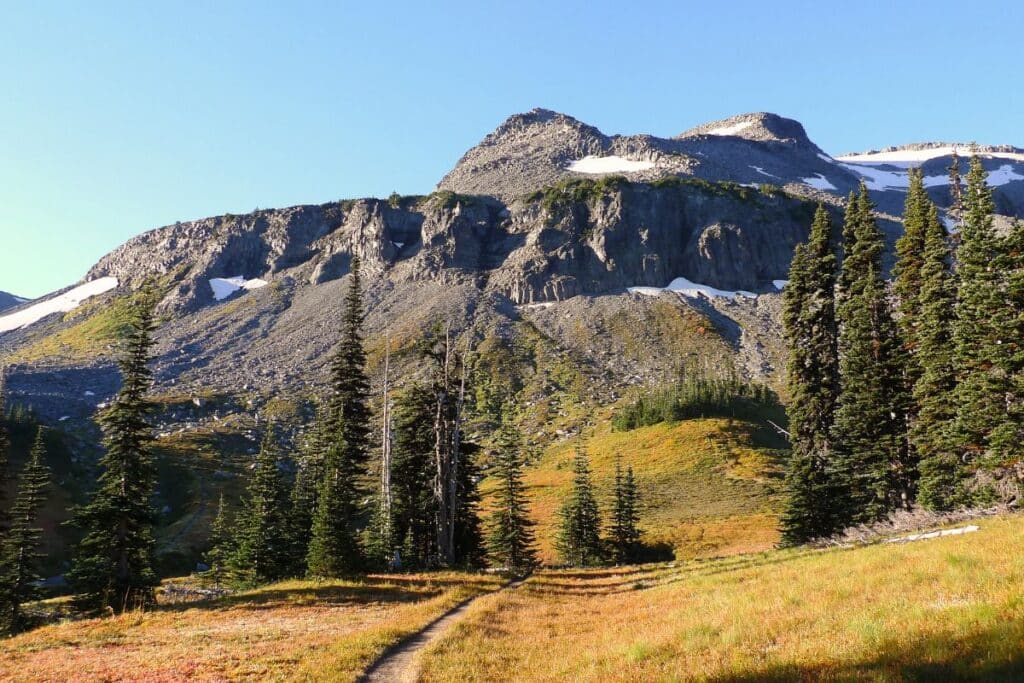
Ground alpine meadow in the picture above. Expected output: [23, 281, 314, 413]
[2, 3, 1024, 681]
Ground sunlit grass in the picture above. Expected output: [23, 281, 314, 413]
[503, 418, 785, 563]
[0, 572, 503, 682]
[419, 515, 1024, 681]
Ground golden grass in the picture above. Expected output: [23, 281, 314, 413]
[503, 418, 784, 563]
[0, 572, 502, 682]
[419, 515, 1024, 681]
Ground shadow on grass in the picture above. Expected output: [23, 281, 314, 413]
[710, 619, 1024, 683]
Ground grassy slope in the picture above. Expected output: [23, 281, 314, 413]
[504, 416, 787, 564]
[0, 573, 503, 682]
[420, 515, 1024, 682]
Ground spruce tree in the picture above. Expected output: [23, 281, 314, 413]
[307, 255, 371, 576]
[0, 371, 10, 537]
[914, 201, 962, 510]
[779, 205, 841, 545]
[609, 456, 641, 564]
[1, 428, 50, 634]
[948, 151, 963, 218]
[232, 427, 292, 585]
[894, 168, 930, 386]
[202, 494, 234, 588]
[67, 295, 159, 613]
[949, 156, 1009, 485]
[832, 184, 910, 525]
[556, 441, 602, 567]
[486, 411, 537, 575]
[389, 386, 437, 570]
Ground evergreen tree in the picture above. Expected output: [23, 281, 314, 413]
[485, 411, 537, 575]
[779, 205, 842, 545]
[231, 427, 292, 585]
[832, 184, 910, 525]
[285, 406, 327, 575]
[0, 371, 11, 537]
[202, 494, 234, 588]
[609, 456, 641, 564]
[894, 168, 930, 385]
[914, 200, 962, 510]
[389, 386, 436, 570]
[948, 151, 963, 218]
[67, 294, 160, 613]
[0, 428, 50, 634]
[556, 441, 602, 567]
[949, 156, 1011, 486]
[307, 255, 372, 576]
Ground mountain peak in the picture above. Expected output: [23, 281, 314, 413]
[676, 112, 812, 146]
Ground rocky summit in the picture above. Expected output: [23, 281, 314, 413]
[1, 109, 1022, 568]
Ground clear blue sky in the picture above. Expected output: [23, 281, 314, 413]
[2, 1, 1020, 297]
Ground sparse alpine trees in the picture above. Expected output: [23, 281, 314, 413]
[609, 455, 641, 564]
[1, 427, 50, 634]
[67, 293, 160, 613]
[307, 255, 372, 577]
[556, 441, 603, 567]
[779, 205, 842, 545]
[231, 427, 292, 585]
[486, 409, 537, 575]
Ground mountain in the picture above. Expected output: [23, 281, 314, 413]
[2, 109, 1021, 571]
[0, 291, 28, 312]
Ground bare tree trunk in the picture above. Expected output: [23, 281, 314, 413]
[381, 332, 393, 549]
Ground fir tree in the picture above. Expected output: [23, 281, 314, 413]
[609, 456, 641, 564]
[949, 156, 1010, 485]
[914, 201, 962, 510]
[232, 427, 292, 585]
[0, 370, 11, 537]
[390, 386, 436, 570]
[948, 151, 963, 218]
[307, 255, 372, 576]
[556, 441, 602, 567]
[202, 493, 234, 588]
[0, 428, 50, 634]
[67, 294, 160, 613]
[832, 184, 910, 525]
[894, 168, 930, 385]
[779, 205, 841, 545]
[486, 411, 537, 575]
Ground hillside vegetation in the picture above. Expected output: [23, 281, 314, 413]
[507, 416, 787, 564]
[419, 515, 1024, 681]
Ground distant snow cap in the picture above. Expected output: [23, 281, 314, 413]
[837, 145, 1024, 166]
[0, 277, 118, 334]
[209, 276, 269, 301]
[773, 280, 788, 290]
[629, 277, 756, 301]
[567, 155, 655, 175]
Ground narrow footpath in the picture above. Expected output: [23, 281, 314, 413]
[359, 578, 526, 683]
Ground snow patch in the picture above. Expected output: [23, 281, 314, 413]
[704, 121, 754, 136]
[750, 166, 778, 179]
[629, 277, 756, 301]
[393, 241, 405, 249]
[0, 277, 119, 334]
[84, 391, 95, 397]
[841, 162, 1023, 190]
[987, 164, 1024, 186]
[817, 153, 836, 164]
[567, 155, 655, 174]
[802, 174, 837, 191]
[837, 146, 1024, 166]
[773, 280, 788, 290]
[886, 525, 979, 544]
[209, 276, 269, 301]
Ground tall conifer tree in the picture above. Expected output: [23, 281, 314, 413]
[914, 202, 962, 509]
[307, 256, 371, 576]
[609, 456, 641, 564]
[779, 205, 841, 544]
[1, 428, 50, 633]
[556, 441, 602, 567]
[67, 293, 159, 613]
[832, 185, 910, 525]
[231, 428, 291, 585]
[485, 411, 537, 574]
[949, 157, 1009, 483]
